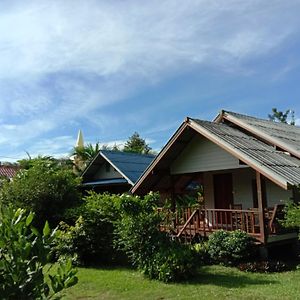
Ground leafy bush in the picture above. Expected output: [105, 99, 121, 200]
[57, 192, 126, 266]
[0, 205, 78, 299]
[114, 192, 197, 282]
[192, 241, 211, 265]
[0, 157, 81, 228]
[283, 201, 300, 238]
[207, 230, 255, 265]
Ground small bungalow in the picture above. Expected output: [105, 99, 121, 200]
[131, 110, 300, 246]
[81, 150, 155, 194]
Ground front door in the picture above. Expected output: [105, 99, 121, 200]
[213, 173, 233, 209]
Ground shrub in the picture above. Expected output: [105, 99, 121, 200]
[207, 230, 255, 265]
[114, 192, 197, 282]
[0, 205, 78, 299]
[192, 241, 211, 265]
[283, 201, 300, 239]
[0, 157, 81, 228]
[57, 192, 126, 266]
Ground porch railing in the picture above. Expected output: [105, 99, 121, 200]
[158, 207, 266, 243]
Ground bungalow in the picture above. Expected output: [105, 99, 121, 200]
[131, 110, 300, 246]
[81, 150, 155, 194]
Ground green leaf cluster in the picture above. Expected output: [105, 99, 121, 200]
[207, 230, 255, 265]
[56, 192, 126, 266]
[114, 192, 197, 282]
[123, 132, 152, 154]
[283, 201, 300, 239]
[0, 157, 81, 228]
[0, 205, 78, 299]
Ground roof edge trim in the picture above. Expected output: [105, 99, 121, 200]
[131, 120, 189, 194]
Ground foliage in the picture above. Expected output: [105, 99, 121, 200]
[114, 192, 197, 282]
[123, 132, 152, 154]
[268, 108, 295, 125]
[57, 192, 125, 266]
[18, 155, 73, 171]
[72, 142, 100, 162]
[282, 201, 300, 239]
[0, 157, 81, 228]
[0, 205, 77, 299]
[192, 241, 211, 265]
[207, 230, 255, 265]
[72, 142, 101, 173]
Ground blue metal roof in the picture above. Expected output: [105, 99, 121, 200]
[100, 150, 155, 184]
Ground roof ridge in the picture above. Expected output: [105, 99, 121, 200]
[100, 149, 155, 157]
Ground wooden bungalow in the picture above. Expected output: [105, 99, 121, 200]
[81, 150, 155, 194]
[131, 111, 300, 246]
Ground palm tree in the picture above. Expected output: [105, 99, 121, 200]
[72, 142, 101, 173]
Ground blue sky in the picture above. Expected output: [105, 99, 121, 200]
[1, 0, 300, 161]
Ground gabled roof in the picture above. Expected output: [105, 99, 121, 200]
[82, 150, 155, 186]
[132, 116, 300, 194]
[215, 110, 300, 159]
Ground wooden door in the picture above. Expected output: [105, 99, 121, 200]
[213, 173, 233, 209]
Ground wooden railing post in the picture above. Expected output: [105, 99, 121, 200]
[256, 172, 266, 243]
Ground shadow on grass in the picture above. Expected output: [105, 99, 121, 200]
[183, 266, 278, 288]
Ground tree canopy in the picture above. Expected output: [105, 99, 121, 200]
[0, 156, 81, 227]
[123, 132, 151, 154]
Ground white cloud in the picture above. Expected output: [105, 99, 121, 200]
[0, 0, 299, 156]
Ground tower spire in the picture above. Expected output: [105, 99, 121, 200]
[75, 129, 84, 149]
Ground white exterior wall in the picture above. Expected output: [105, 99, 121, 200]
[93, 163, 121, 180]
[202, 168, 292, 209]
[170, 133, 293, 208]
[265, 179, 292, 206]
[170, 135, 246, 175]
[232, 168, 255, 209]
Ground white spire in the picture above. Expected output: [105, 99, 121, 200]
[75, 129, 84, 149]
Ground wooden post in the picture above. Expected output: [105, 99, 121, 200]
[256, 171, 266, 244]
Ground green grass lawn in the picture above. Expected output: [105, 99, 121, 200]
[62, 265, 300, 300]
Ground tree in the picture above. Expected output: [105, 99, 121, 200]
[72, 142, 101, 173]
[0, 157, 81, 228]
[123, 132, 151, 154]
[268, 108, 295, 125]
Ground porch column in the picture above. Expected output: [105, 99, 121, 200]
[256, 171, 266, 244]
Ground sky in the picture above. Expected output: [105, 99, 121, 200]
[1, 0, 300, 161]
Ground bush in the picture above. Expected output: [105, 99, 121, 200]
[207, 230, 255, 265]
[192, 241, 211, 265]
[114, 192, 197, 282]
[0, 157, 81, 228]
[57, 192, 126, 266]
[283, 201, 300, 239]
[0, 205, 78, 299]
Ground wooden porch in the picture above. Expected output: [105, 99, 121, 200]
[158, 204, 290, 244]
